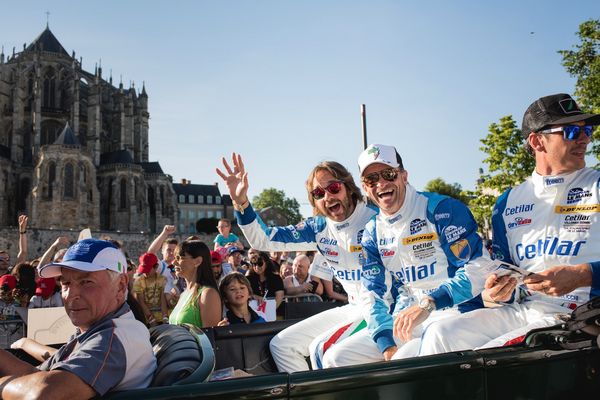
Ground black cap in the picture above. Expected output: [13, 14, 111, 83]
[521, 93, 600, 138]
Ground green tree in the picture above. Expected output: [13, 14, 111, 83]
[423, 178, 470, 205]
[469, 115, 535, 237]
[558, 18, 600, 165]
[252, 188, 302, 225]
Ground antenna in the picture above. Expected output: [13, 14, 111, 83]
[45, 11, 50, 28]
[361, 104, 368, 150]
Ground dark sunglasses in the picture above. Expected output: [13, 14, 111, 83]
[310, 181, 343, 200]
[362, 168, 399, 187]
[539, 125, 594, 141]
[251, 258, 265, 267]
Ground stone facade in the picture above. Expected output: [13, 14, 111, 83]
[0, 27, 176, 232]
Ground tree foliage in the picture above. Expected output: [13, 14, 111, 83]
[423, 178, 470, 205]
[252, 188, 302, 225]
[469, 115, 535, 237]
[558, 18, 600, 166]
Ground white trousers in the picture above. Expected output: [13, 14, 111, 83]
[418, 302, 566, 356]
[321, 308, 461, 366]
[269, 304, 361, 373]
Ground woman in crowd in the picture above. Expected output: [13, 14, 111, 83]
[169, 239, 222, 328]
[11, 263, 36, 307]
[246, 250, 284, 311]
[218, 272, 265, 325]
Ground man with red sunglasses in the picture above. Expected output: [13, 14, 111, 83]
[417, 93, 600, 355]
[217, 154, 377, 372]
[328, 143, 494, 364]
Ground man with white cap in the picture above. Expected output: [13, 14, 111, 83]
[321, 144, 493, 365]
[0, 238, 156, 399]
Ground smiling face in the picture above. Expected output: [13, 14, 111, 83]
[311, 170, 355, 222]
[60, 269, 126, 332]
[362, 163, 408, 216]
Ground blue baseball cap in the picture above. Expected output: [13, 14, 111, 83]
[39, 238, 127, 278]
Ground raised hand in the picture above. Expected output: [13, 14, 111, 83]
[216, 153, 249, 204]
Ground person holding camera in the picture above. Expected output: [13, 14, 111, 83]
[284, 254, 323, 296]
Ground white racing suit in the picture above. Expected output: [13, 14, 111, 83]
[235, 201, 377, 372]
[347, 184, 493, 364]
[419, 168, 600, 354]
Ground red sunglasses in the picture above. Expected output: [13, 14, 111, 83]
[311, 181, 343, 200]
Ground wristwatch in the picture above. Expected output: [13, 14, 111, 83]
[418, 297, 435, 313]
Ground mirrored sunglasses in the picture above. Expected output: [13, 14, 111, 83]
[310, 181, 343, 200]
[362, 168, 399, 187]
[539, 125, 594, 141]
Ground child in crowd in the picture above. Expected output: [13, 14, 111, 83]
[218, 273, 265, 325]
[214, 219, 243, 257]
[132, 252, 169, 326]
[28, 277, 63, 308]
[11, 263, 36, 307]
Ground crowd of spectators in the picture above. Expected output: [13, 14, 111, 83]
[0, 220, 347, 339]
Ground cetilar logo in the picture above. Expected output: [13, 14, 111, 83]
[515, 237, 586, 260]
[507, 217, 532, 229]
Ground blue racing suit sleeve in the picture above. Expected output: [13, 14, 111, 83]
[491, 189, 513, 264]
[234, 204, 323, 251]
[360, 217, 397, 353]
[425, 194, 493, 310]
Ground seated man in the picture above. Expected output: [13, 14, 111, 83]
[283, 254, 323, 297]
[0, 238, 156, 399]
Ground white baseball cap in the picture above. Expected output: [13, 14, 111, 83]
[358, 144, 402, 176]
[39, 238, 127, 278]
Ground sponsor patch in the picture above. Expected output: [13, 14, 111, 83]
[324, 248, 339, 257]
[504, 203, 534, 216]
[507, 217, 532, 229]
[319, 237, 338, 245]
[544, 177, 564, 186]
[450, 239, 471, 261]
[402, 232, 438, 245]
[409, 218, 427, 235]
[434, 213, 450, 221]
[558, 98, 581, 114]
[566, 187, 592, 204]
[348, 245, 363, 253]
[356, 229, 364, 244]
[563, 214, 591, 232]
[411, 241, 436, 260]
[336, 222, 350, 231]
[555, 204, 600, 214]
[387, 213, 403, 224]
[443, 225, 467, 243]
[379, 249, 395, 258]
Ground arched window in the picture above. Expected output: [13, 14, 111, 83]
[216, 196, 222, 204]
[64, 163, 74, 198]
[178, 194, 185, 203]
[198, 195, 204, 204]
[48, 162, 56, 199]
[207, 195, 213, 204]
[41, 120, 63, 145]
[188, 194, 195, 203]
[120, 178, 127, 209]
[43, 69, 56, 109]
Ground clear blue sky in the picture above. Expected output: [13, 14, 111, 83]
[1, 1, 598, 218]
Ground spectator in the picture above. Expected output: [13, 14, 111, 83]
[29, 277, 63, 308]
[169, 240, 222, 328]
[11, 263, 36, 307]
[0, 238, 156, 398]
[218, 272, 265, 325]
[147, 225, 180, 307]
[0, 215, 29, 275]
[214, 219, 243, 255]
[226, 246, 246, 273]
[36, 235, 71, 272]
[132, 253, 169, 326]
[246, 250, 284, 310]
[211, 251, 226, 283]
[280, 262, 293, 279]
[0, 274, 19, 320]
[284, 255, 323, 296]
